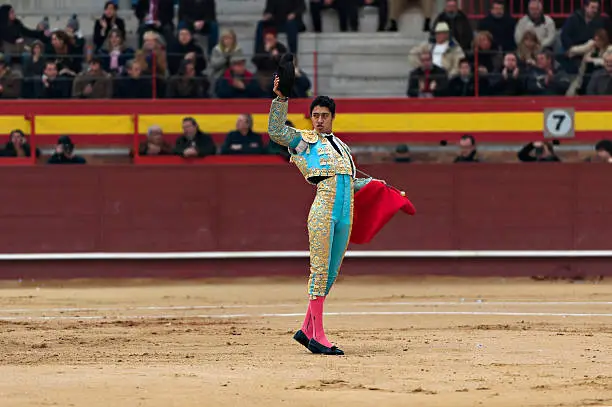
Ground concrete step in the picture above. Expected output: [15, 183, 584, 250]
[329, 76, 408, 97]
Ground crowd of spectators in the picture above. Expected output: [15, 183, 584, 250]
[2, 116, 611, 164]
[0, 1, 313, 99]
[1, 0, 612, 99]
[0, 114, 296, 163]
[407, 0, 612, 97]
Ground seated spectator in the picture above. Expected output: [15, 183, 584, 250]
[430, 0, 473, 51]
[514, 0, 555, 51]
[98, 28, 135, 76]
[114, 59, 153, 98]
[477, 1, 516, 52]
[454, 134, 479, 162]
[467, 31, 502, 77]
[138, 125, 173, 155]
[94, 1, 127, 53]
[268, 120, 292, 161]
[589, 139, 612, 162]
[22, 40, 46, 97]
[254, 0, 305, 54]
[136, 31, 168, 78]
[178, 0, 219, 55]
[135, 0, 176, 47]
[410, 22, 464, 77]
[174, 117, 216, 158]
[447, 58, 490, 96]
[72, 58, 113, 99]
[407, 50, 448, 97]
[168, 26, 207, 76]
[0, 129, 40, 158]
[47, 136, 87, 164]
[525, 51, 570, 95]
[45, 30, 82, 77]
[516, 30, 541, 68]
[393, 144, 412, 163]
[35, 61, 72, 99]
[388, 0, 433, 32]
[0, 5, 47, 62]
[567, 29, 610, 95]
[166, 59, 209, 98]
[253, 29, 287, 96]
[490, 53, 524, 96]
[290, 56, 312, 98]
[561, 0, 609, 52]
[517, 141, 560, 162]
[221, 114, 265, 155]
[215, 55, 264, 99]
[209, 29, 244, 84]
[0, 53, 21, 99]
[64, 14, 86, 59]
[586, 49, 612, 95]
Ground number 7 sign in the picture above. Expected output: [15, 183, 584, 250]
[543, 108, 575, 139]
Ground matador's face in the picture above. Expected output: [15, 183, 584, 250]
[311, 106, 334, 135]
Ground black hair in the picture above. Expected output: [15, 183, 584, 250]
[309, 96, 336, 117]
[492, 0, 505, 6]
[182, 117, 198, 127]
[595, 139, 612, 155]
[460, 134, 476, 145]
[458, 57, 471, 67]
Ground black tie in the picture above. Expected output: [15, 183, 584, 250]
[326, 135, 343, 156]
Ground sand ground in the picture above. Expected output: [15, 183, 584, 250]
[0, 276, 611, 407]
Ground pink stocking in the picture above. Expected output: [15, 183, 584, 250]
[300, 302, 313, 338]
[309, 296, 333, 348]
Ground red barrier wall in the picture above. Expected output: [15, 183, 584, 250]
[1, 164, 611, 279]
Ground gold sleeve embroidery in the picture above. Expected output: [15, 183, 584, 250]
[267, 97, 301, 149]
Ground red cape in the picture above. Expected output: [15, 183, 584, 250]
[350, 180, 416, 244]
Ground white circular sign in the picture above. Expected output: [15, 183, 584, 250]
[544, 109, 573, 137]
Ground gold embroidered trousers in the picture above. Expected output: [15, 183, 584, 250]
[307, 174, 354, 299]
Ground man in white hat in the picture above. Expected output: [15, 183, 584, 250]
[409, 21, 464, 77]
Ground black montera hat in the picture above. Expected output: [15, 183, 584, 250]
[275, 53, 295, 98]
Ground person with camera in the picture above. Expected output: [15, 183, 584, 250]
[517, 140, 560, 162]
[47, 136, 87, 164]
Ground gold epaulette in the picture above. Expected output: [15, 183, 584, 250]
[301, 130, 319, 144]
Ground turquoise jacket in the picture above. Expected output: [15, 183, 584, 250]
[267, 97, 371, 190]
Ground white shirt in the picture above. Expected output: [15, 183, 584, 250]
[432, 42, 448, 68]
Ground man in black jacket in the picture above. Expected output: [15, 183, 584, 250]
[254, 0, 305, 54]
[47, 136, 87, 164]
[174, 117, 217, 158]
[477, 1, 516, 52]
[35, 62, 72, 99]
[407, 51, 448, 97]
[221, 114, 265, 155]
[178, 0, 218, 55]
[430, 0, 473, 52]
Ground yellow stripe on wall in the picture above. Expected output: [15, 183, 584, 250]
[139, 114, 309, 134]
[36, 115, 134, 135]
[0, 111, 610, 136]
[139, 113, 543, 133]
[0, 117, 30, 134]
[574, 112, 612, 131]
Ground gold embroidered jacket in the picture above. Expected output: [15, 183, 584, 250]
[268, 97, 371, 189]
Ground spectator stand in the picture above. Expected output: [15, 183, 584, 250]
[1, 97, 611, 165]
